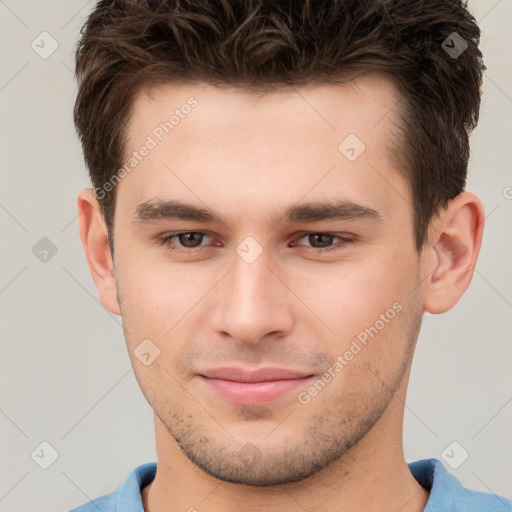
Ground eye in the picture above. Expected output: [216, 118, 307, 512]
[293, 233, 355, 252]
[158, 231, 212, 252]
[157, 231, 355, 254]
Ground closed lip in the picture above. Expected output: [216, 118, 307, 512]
[198, 367, 314, 382]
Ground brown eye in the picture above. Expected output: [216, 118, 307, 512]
[294, 233, 355, 252]
[175, 232, 205, 248]
[306, 233, 336, 248]
[158, 232, 212, 252]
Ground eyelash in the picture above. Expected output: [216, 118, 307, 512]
[157, 231, 355, 254]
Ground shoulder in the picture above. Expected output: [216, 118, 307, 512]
[66, 462, 157, 512]
[461, 486, 512, 512]
[68, 492, 116, 512]
[408, 458, 512, 512]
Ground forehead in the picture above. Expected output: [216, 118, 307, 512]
[117, 73, 409, 230]
[127, 73, 401, 148]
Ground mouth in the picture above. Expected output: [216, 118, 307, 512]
[197, 366, 315, 406]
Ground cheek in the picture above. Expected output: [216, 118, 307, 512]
[302, 252, 420, 375]
[116, 256, 217, 366]
[309, 253, 415, 329]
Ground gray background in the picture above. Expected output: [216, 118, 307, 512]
[0, 1, 511, 511]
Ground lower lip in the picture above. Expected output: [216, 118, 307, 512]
[199, 376, 314, 405]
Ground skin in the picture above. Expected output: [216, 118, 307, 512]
[78, 72, 484, 512]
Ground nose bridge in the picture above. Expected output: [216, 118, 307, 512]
[212, 241, 293, 344]
[232, 243, 275, 301]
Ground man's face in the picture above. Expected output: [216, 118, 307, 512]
[112, 74, 427, 485]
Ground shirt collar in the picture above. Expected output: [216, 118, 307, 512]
[117, 458, 508, 512]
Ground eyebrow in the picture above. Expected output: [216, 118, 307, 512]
[134, 199, 383, 227]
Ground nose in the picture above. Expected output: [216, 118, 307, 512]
[210, 245, 295, 346]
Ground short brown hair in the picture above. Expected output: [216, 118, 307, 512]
[73, 0, 485, 252]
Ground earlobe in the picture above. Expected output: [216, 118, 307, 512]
[77, 188, 121, 315]
[423, 192, 484, 314]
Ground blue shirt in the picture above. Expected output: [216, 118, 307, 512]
[68, 458, 512, 511]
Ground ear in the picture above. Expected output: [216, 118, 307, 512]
[422, 192, 484, 314]
[77, 188, 120, 315]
